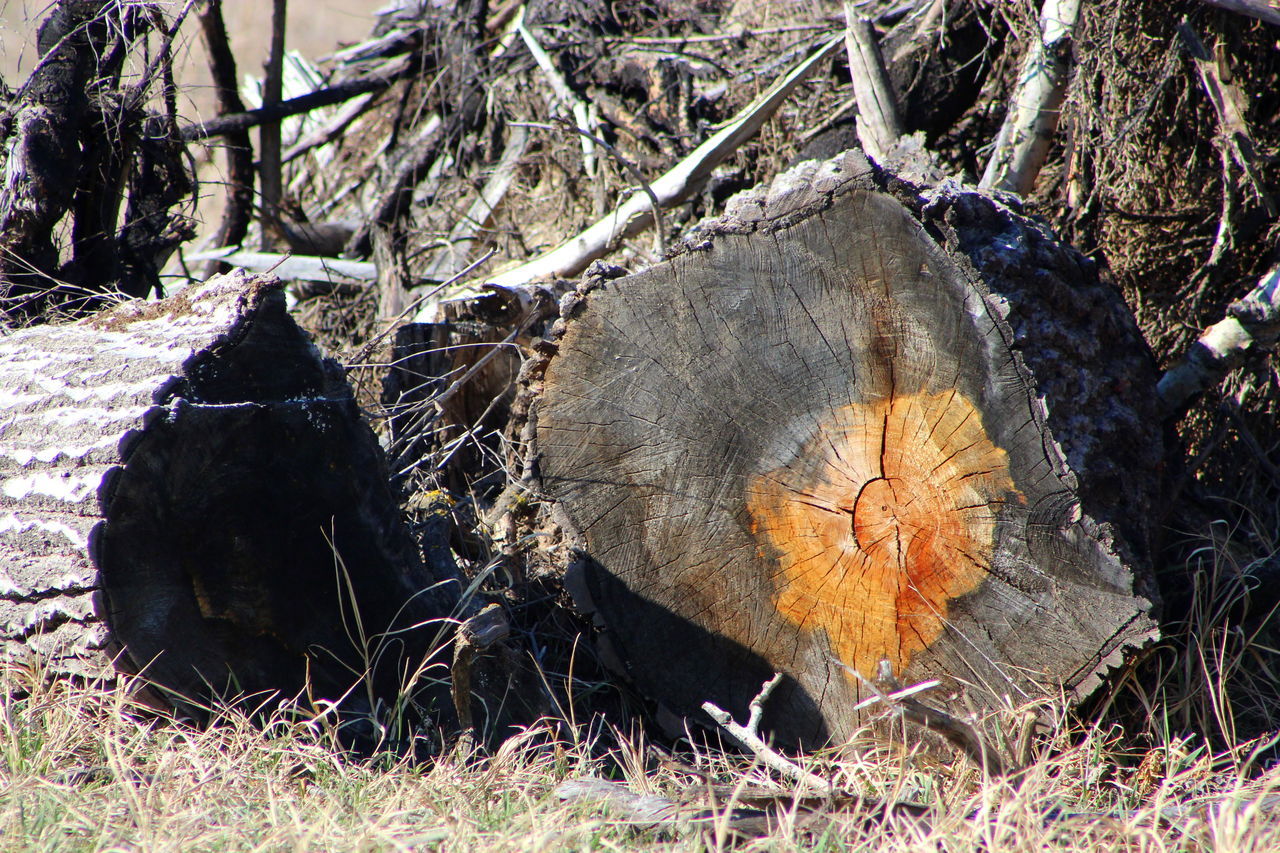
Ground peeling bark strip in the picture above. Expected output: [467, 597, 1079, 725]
[530, 152, 1162, 747]
[0, 271, 456, 717]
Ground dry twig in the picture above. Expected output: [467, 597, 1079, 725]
[701, 674, 831, 792]
[516, 10, 598, 179]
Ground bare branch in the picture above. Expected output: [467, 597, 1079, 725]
[258, 0, 288, 240]
[1158, 265, 1280, 417]
[1178, 22, 1277, 218]
[979, 0, 1082, 195]
[701, 674, 831, 792]
[842, 4, 903, 163]
[487, 34, 844, 288]
[517, 10, 598, 178]
[198, 0, 254, 276]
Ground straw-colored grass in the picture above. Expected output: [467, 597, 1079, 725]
[4, 642, 1280, 853]
[5, 527, 1280, 851]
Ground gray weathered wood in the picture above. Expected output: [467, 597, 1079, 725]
[528, 151, 1162, 747]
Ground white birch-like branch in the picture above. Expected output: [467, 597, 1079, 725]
[979, 0, 1082, 195]
[1158, 266, 1280, 416]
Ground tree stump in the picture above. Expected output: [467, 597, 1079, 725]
[527, 151, 1162, 747]
[0, 271, 458, 720]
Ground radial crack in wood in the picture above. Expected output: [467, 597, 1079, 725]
[748, 390, 1019, 681]
[530, 151, 1162, 748]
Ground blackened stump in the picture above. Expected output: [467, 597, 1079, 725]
[0, 271, 457, 720]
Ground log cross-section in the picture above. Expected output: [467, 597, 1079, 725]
[531, 152, 1162, 747]
[747, 389, 1020, 682]
[0, 271, 457, 720]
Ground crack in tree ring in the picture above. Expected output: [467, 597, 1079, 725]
[747, 389, 1022, 680]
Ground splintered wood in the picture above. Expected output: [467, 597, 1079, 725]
[747, 391, 1019, 680]
[531, 154, 1161, 747]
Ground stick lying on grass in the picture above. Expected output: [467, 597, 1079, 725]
[701, 674, 831, 792]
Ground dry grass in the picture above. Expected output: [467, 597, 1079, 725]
[7, 518, 1280, 851]
[5, 637, 1280, 852]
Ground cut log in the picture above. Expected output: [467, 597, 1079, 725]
[528, 152, 1162, 748]
[0, 270, 458, 720]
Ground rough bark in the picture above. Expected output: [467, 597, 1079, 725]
[526, 151, 1162, 747]
[0, 270, 458, 720]
[0, 0, 193, 320]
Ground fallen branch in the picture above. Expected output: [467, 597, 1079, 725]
[1178, 23, 1277, 219]
[180, 55, 414, 141]
[701, 674, 831, 791]
[1198, 0, 1280, 25]
[842, 4, 903, 163]
[487, 34, 844, 288]
[517, 11, 598, 178]
[281, 93, 375, 164]
[1158, 265, 1280, 417]
[979, 0, 1081, 195]
[184, 247, 377, 282]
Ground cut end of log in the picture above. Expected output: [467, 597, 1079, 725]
[747, 391, 1020, 680]
[2, 270, 456, 721]
[530, 152, 1162, 747]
